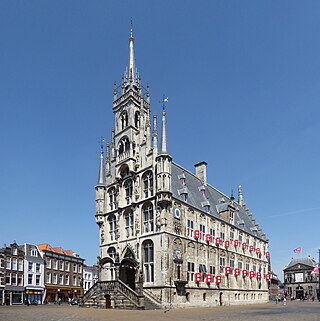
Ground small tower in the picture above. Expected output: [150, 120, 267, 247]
[156, 110, 172, 208]
[95, 145, 106, 226]
[109, 26, 152, 178]
[238, 185, 246, 208]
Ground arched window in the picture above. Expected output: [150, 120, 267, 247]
[142, 240, 154, 282]
[119, 164, 129, 178]
[134, 111, 140, 128]
[124, 210, 134, 237]
[142, 171, 153, 198]
[108, 187, 118, 211]
[108, 214, 117, 241]
[143, 203, 154, 233]
[107, 247, 116, 259]
[124, 179, 133, 204]
[118, 137, 130, 155]
[120, 111, 128, 130]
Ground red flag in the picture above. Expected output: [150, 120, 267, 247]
[293, 247, 301, 253]
[311, 265, 319, 274]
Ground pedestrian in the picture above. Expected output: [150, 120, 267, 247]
[283, 297, 286, 306]
[58, 297, 61, 305]
[275, 295, 279, 304]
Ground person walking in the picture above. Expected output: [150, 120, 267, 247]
[275, 295, 279, 304]
[283, 297, 287, 306]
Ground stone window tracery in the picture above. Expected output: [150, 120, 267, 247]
[108, 187, 118, 211]
[142, 240, 154, 282]
[124, 179, 133, 204]
[120, 111, 128, 130]
[124, 210, 134, 237]
[142, 171, 153, 198]
[143, 203, 154, 233]
[108, 214, 117, 241]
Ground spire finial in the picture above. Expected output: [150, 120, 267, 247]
[160, 110, 168, 154]
[128, 19, 136, 83]
[161, 95, 169, 111]
[238, 185, 246, 207]
[152, 113, 158, 154]
[130, 18, 133, 39]
[97, 137, 105, 186]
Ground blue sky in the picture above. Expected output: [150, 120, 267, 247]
[0, 1, 319, 280]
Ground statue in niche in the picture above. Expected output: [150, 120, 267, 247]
[135, 213, 140, 234]
[100, 225, 105, 244]
[156, 208, 161, 229]
[99, 200, 104, 213]
[134, 177, 140, 200]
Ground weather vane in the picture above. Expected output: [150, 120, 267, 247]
[160, 94, 169, 110]
[98, 136, 106, 151]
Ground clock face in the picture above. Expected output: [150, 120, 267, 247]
[174, 208, 181, 220]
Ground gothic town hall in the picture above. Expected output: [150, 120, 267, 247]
[83, 29, 271, 309]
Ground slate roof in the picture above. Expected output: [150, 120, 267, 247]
[171, 162, 268, 241]
[284, 257, 317, 270]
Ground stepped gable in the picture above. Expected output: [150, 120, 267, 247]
[172, 162, 267, 240]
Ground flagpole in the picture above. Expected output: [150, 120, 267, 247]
[318, 249, 320, 301]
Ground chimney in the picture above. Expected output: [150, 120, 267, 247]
[194, 161, 207, 185]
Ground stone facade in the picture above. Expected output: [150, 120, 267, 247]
[92, 29, 270, 308]
[283, 257, 318, 300]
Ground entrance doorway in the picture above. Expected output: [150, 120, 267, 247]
[219, 292, 223, 306]
[105, 294, 111, 309]
[296, 286, 304, 300]
[119, 259, 136, 290]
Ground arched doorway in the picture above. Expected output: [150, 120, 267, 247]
[119, 259, 136, 290]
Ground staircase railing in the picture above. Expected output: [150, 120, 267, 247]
[142, 288, 162, 306]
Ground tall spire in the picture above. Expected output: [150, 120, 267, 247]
[160, 111, 168, 154]
[128, 20, 136, 83]
[152, 112, 158, 154]
[106, 143, 111, 177]
[97, 146, 105, 186]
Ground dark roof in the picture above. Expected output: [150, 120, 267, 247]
[171, 162, 267, 241]
[284, 257, 316, 270]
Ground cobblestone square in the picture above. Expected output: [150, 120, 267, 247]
[0, 301, 320, 321]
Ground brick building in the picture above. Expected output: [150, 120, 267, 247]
[23, 243, 45, 304]
[83, 265, 98, 294]
[3, 241, 24, 305]
[38, 244, 85, 303]
[0, 248, 4, 305]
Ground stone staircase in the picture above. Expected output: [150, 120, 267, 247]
[81, 281, 163, 310]
[142, 289, 162, 310]
[81, 280, 144, 309]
